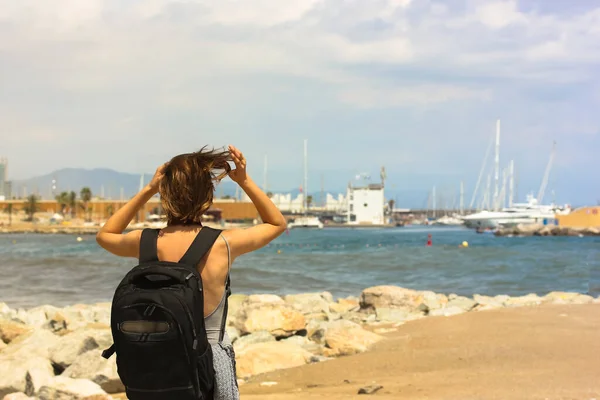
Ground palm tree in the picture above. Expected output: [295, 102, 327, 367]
[68, 191, 77, 219]
[55, 191, 69, 215]
[23, 195, 39, 222]
[266, 192, 274, 198]
[80, 187, 92, 221]
[3, 203, 14, 226]
[388, 199, 395, 212]
[106, 204, 114, 218]
[307, 195, 313, 208]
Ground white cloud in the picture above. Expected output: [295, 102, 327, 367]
[474, 1, 527, 29]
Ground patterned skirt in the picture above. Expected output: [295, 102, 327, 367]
[211, 342, 240, 400]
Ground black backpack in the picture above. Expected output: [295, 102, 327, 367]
[102, 226, 228, 400]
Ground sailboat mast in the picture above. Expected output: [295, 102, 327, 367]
[303, 139, 308, 215]
[493, 119, 500, 210]
[460, 181, 464, 215]
[509, 160, 515, 207]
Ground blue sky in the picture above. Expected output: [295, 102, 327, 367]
[1, 0, 599, 206]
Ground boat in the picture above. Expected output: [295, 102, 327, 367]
[434, 215, 465, 226]
[462, 194, 570, 229]
[287, 216, 324, 229]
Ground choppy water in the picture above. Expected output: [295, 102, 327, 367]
[1, 227, 598, 309]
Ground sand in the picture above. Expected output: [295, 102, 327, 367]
[240, 304, 600, 400]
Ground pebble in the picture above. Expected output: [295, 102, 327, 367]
[358, 384, 383, 394]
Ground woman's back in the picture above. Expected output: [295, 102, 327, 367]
[154, 225, 230, 319]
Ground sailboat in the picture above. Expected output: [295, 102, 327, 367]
[287, 139, 324, 229]
[463, 141, 571, 229]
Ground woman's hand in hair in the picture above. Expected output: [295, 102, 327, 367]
[149, 163, 167, 194]
[228, 145, 247, 185]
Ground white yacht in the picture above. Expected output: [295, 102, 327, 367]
[287, 216, 324, 229]
[462, 195, 570, 229]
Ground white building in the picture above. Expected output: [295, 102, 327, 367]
[270, 193, 306, 213]
[346, 183, 385, 225]
[324, 193, 347, 212]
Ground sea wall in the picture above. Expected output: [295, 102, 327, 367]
[494, 224, 600, 237]
[1, 286, 599, 399]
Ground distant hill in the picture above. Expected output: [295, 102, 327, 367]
[10, 168, 433, 209]
[10, 168, 243, 200]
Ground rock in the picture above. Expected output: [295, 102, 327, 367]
[329, 297, 359, 314]
[2, 392, 36, 400]
[13, 305, 61, 328]
[280, 335, 324, 355]
[226, 326, 241, 343]
[447, 296, 477, 312]
[0, 303, 16, 320]
[306, 319, 328, 344]
[233, 331, 275, 354]
[235, 342, 312, 379]
[0, 340, 6, 352]
[429, 306, 467, 317]
[0, 320, 32, 344]
[62, 349, 124, 394]
[1, 329, 59, 360]
[284, 293, 332, 315]
[375, 308, 409, 323]
[358, 384, 383, 394]
[49, 329, 112, 371]
[473, 294, 505, 309]
[322, 320, 384, 357]
[543, 292, 593, 304]
[37, 376, 111, 400]
[360, 286, 425, 312]
[0, 356, 54, 398]
[234, 303, 305, 337]
[504, 294, 543, 307]
[245, 294, 284, 305]
[226, 294, 248, 326]
[421, 291, 448, 311]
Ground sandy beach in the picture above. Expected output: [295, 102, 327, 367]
[240, 304, 600, 400]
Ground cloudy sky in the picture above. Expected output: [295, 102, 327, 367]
[1, 0, 599, 206]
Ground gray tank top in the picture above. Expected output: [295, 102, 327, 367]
[204, 235, 231, 345]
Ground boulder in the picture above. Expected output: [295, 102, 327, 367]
[0, 340, 6, 352]
[280, 335, 324, 355]
[226, 326, 241, 343]
[284, 293, 332, 315]
[2, 393, 36, 400]
[329, 297, 359, 314]
[37, 377, 111, 400]
[543, 292, 593, 304]
[473, 294, 505, 310]
[429, 306, 467, 317]
[245, 294, 284, 305]
[13, 305, 61, 328]
[233, 331, 275, 354]
[234, 303, 305, 337]
[321, 320, 384, 357]
[235, 342, 312, 378]
[0, 303, 16, 320]
[49, 329, 112, 371]
[1, 329, 59, 360]
[226, 294, 249, 326]
[375, 308, 410, 323]
[421, 291, 448, 311]
[0, 320, 32, 344]
[447, 296, 477, 312]
[0, 356, 54, 398]
[504, 294, 544, 307]
[62, 349, 124, 394]
[359, 286, 425, 312]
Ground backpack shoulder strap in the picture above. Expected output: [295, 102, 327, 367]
[178, 227, 222, 268]
[139, 228, 160, 263]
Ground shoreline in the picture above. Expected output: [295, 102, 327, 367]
[1, 286, 599, 399]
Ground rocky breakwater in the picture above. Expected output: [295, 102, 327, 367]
[494, 223, 600, 237]
[2, 287, 599, 399]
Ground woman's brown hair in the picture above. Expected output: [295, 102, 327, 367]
[159, 146, 232, 226]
